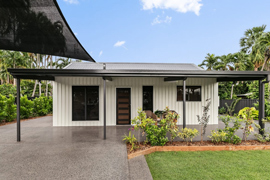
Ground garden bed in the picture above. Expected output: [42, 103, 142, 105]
[127, 141, 270, 159]
[0, 114, 52, 126]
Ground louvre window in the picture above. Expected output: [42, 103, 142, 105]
[177, 86, 201, 101]
[72, 86, 99, 121]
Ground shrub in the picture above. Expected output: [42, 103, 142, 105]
[123, 131, 138, 152]
[225, 98, 241, 116]
[4, 95, 17, 122]
[47, 96, 53, 114]
[0, 84, 16, 96]
[220, 116, 242, 144]
[238, 107, 259, 141]
[208, 130, 227, 144]
[197, 98, 211, 143]
[0, 95, 7, 122]
[20, 95, 34, 119]
[33, 94, 48, 116]
[219, 107, 226, 114]
[163, 108, 179, 143]
[132, 108, 169, 146]
[178, 128, 199, 142]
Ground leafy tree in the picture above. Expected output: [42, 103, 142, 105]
[198, 53, 218, 70]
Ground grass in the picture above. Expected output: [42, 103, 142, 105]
[145, 151, 270, 180]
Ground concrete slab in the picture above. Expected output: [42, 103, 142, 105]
[128, 155, 153, 180]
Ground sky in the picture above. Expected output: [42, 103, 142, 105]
[58, 0, 270, 65]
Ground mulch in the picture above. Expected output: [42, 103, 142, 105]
[0, 114, 52, 127]
[126, 140, 270, 155]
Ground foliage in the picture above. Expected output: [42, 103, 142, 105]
[218, 107, 226, 114]
[238, 107, 258, 141]
[131, 107, 178, 146]
[123, 131, 138, 152]
[178, 128, 199, 142]
[247, 81, 269, 99]
[208, 130, 227, 144]
[220, 116, 242, 144]
[4, 95, 17, 122]
[197, 98, 211, 143]
[225, 98, 241, 116]
[0, 84, 16, 96]
[154, 110, 164, 118]
[0, 95, 7, 121]
[254, 100, 270, 119]
[33, 94, 50, 116]
[163, 108, 179, 142]
[20, 95, 34, 119]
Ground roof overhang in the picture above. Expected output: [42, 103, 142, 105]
[8, 69, 270, 82]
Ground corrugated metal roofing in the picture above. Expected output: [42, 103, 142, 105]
[64, 62, 203, 71]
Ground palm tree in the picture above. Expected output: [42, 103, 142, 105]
[215, 54, 236, 71]
[198, 53, 218, 70]
[240, 25, 266, 53]
[55, 58, 71, 69]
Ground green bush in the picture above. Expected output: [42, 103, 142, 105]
[33, 94, 49, 116]
[20, 95, 34, 119]
[47, 96, 53, 114]
[4, 95, 17, 122]
[219, 107, 226, 114]
[122, 131, 138, 152]
[178, 128, 199, 142]
[0, 95, 7, 121]
[0, 84, 16, 96]
[208, 130, 227, 144]
[220, 116, 242, 144]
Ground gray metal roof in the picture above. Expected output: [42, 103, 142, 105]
[64, 62, 203, 71]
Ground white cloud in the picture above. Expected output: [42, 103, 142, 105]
[64, 0, 79, 4]
[114, 41, 126, 47]
[99, 51, 103, 56]
[152, 15, 172, 25]
[140, 0, 203, 16]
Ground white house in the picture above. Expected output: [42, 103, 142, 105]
[53, 62, 219, 126]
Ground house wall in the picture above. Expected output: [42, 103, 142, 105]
[53, 77, 218, 126]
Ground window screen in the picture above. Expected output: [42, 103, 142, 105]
[72, 86, 99, 121]
[177, 86, 201, 101]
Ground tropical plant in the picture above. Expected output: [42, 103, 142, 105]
[198, 53, 219, 70]
[197, 98, 211, 143]
[220, 116, 242, 144]
[225, 98, 241, 116]
[123, 131, 138, 152]
[208, 130, 227, 144]
[20, 95, 34, 119]
[238, 107, 259, 141]
[0, 95, 7, 121]
[178, 128, 199, 143]
[4, 95, 17, 122]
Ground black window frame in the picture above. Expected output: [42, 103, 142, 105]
[142, 86, 153, 112]
[177, 86, 201, 102]
[72, 86, 99, 121]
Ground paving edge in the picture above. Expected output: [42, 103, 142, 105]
[127, 145, 270, 159]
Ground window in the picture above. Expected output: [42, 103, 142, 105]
[72, 86, 99, 121]
[177, 86, 201, 101]
[143, 86, 153, 112]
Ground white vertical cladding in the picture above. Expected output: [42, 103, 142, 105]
[53, 77, 219, 126]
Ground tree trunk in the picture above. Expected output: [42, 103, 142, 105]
[32, 80, 37, 97]
[39, 81, 42, 96]
[230, 84, 234, 99]
[261, 56, 269, 71]
[45, 81, 48, 97]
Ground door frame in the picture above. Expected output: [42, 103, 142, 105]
[116, 87, 131, 125]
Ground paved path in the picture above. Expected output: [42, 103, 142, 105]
[0, 116, 134, 180]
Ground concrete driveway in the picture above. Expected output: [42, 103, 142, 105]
[0, 116, 132, 180]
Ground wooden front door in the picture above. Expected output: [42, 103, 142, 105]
[116, 88, 131, 125]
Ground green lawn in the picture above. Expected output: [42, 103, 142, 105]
[145, 151, 270, 180]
